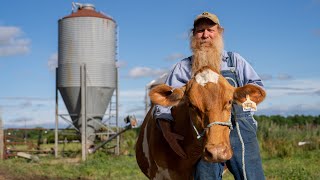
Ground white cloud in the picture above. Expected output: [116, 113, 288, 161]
[0, 97, 53, 101]
[165, 53, 185, 61]
[265, 78, 320, 98]
[119, 89, 145, 117]
[2, 78, 319, 128]
[0, 89, 147, 128]
[258, 78, 320, 116]
[0, 26, 31, 56]
[0, 26, 20, 44]
[128, 66, 169, 78]
[120, 89, 145, 98]
[47, 53, 58, 72]
[0, 96, 70, 128]
[260, 74, 273, 81]
[257, 102, 320, 116]
[260, 73, 294, 81]
[116, 60, 127, 68]
[276, 73, 293, 80]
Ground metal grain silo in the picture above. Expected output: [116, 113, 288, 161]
[57, 3, 117, 146]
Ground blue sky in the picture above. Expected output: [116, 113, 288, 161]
[0, 0, 319, 128]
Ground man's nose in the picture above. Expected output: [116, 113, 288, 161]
[202, 30, 209, 38]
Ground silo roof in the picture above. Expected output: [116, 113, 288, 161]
[62, 8, 116, 23]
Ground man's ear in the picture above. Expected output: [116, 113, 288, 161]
[233, 84, 266, 104]
[149, 84, 186, 107]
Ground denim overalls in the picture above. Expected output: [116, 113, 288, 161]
[194, 52, 265, 180]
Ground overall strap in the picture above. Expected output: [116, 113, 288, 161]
[227, 51, 235, 67]
[227, 51, 243, 87]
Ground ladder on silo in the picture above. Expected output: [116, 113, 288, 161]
[99, 81, 119, 155]
[98, 27, 120, 155]
[109, 90, 119, 154]
[107, 91, 118, 134]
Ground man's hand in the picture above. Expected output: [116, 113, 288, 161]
[158, 119, 187, 159]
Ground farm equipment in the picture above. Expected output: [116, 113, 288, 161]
[89, 115, 137, 153]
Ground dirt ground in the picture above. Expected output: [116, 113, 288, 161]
[0, 167, 14, 180]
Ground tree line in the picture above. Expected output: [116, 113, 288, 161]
[254, 114, 320, 127]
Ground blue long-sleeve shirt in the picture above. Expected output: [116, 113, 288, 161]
[153, 50, 264, 121]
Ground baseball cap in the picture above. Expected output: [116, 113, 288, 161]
[194, 12, 220, 26]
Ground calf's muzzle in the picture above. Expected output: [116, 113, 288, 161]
[203, 144, 233, 162]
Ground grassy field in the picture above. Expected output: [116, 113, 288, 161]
[0, 152, 147, 180]
[0, 149, 319, 179]
[1, 116, 319, 179]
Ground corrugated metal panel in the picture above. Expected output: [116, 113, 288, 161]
[58, 63, 116, 87]
[58, 87, 115, 123]
[58, 16, 117, 88]
[58, 18, 116, 64]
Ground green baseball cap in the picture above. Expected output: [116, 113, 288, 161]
[194, 12, 220, 26]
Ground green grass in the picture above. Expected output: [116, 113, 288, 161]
[1, 117, 320, 179]
[0, 152, 147, 180]
[263, 150, 320, 180]
[222, 149, 320, 180]
[1, 149, 319, 179]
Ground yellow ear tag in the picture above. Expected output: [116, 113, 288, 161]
[242, 95, 257, 112]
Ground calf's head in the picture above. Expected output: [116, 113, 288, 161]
[149, 66, 266, 162]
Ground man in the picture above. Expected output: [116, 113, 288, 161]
[153, 12, 265, 179]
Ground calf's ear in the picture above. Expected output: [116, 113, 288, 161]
[149, 84, 186, 107]
[233, 84, 266, 104]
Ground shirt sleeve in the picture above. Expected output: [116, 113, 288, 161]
[234, 53, 264, 88]
[153, 61, 190, 121]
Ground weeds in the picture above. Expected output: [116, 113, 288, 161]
[0, 115, 319, 179]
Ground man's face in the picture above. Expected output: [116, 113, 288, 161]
[194, 19, 219, 46]
[191, 18, 223, 74]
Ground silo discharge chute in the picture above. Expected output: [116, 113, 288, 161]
[57, 3, 117, 147]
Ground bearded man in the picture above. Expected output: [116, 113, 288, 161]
[153, 12, 265, 180]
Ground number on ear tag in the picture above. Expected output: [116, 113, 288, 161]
[242, 95, 257, 112]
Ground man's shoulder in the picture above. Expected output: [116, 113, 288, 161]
[180, 56, 192, 63]
[226, 51, 247, 64]
[176, 56, 192, 67]
[168, 56, 192, 73]
[225, 51, 242, 59]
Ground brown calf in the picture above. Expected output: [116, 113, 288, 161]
[136, 66, 266, 179]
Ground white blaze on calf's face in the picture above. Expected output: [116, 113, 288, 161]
[195, 69, 219, 86]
